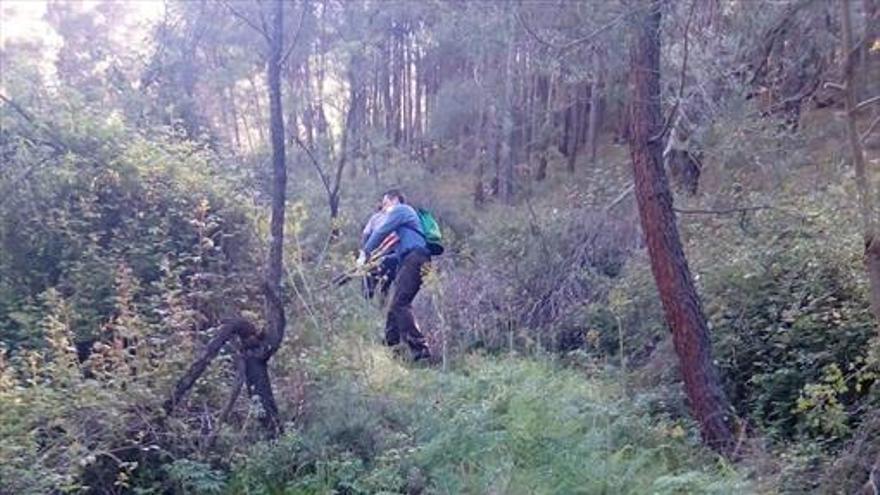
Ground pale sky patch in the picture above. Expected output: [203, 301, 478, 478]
[1, 0, 164, 79]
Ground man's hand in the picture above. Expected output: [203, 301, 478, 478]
[356, 250, 367, 267]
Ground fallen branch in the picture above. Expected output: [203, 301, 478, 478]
[605, 184, 635, 212]
[855, 95, 880, 113]
[862, 115, 880, 142]
[673, 205, 773, 215]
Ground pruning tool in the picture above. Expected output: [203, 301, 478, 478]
[330, 232, 399, 287]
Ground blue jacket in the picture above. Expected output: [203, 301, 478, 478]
[363, 204, 426, 258]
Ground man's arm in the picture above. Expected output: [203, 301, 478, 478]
[361, 212, 382, 247]
[363, 206, 407, 254]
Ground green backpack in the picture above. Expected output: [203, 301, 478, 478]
[415, 207, 444, 256]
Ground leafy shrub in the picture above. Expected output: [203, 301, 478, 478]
[1, 97, 261, 352]
[611, 200, 877, 445]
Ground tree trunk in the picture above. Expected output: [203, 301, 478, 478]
[628, 1, 737, 456]
[303, 59, 316, 148]
[248, 76, 266, 145]
[501, 11, 516, 204]
[228, 86, 242, 150]
[328, 73, 360, 236]
[314, 32, 330, 146]
[859, 0, 879, 102]
[588, 51, 603, 163]
[474, 61, 487, 205]
[841, 0, 880, 325]
[414, 42, 423, 147]
[536, 72, 555, 182]
[255, 0, 289, 434]
[382, 30, 394, 142]
[567, 86, 582, 173]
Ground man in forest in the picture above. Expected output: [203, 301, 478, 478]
[358, 189, 432, 361]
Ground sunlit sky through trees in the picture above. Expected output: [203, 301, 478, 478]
[1, 0, 163, 82]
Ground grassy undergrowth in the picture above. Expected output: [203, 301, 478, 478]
[217, 348, 753, 494]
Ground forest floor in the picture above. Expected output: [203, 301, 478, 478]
[223, 336, 760, 494]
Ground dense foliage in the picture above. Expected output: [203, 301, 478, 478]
[1, 0, 879, 493]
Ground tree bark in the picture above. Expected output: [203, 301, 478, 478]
[628, 1, 737, 456]
[536, 73, 555, 181]
[414, 41, 423, 147]
[382, 29, 394, 142]
[588, 51, 603, 163]
[567, 85, 582, 173]
[248, 76, 266, 145]
[859, 0, 879, 102]
[841, 0, 880, 326]
[228, 86, 242, 150]
[166, 2, 294, 435]
[253, 0, 289, 434]
[302, 59, 316, 148]
[328, 73, 361, 233]
[164, 318, 259, 414]
[501, 10, 516, 204]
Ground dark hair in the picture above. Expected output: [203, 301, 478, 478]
[383, 188, 406, 204]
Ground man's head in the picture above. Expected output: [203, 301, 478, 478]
[382, 189, 406, 211]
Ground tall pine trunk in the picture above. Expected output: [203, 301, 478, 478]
[501, 10, 516, 204]
[567, 85, 582, 173]
[628, 0, 737, 456]
[588, 51, 603, 163]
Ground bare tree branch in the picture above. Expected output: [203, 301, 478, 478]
[557, 9, 635, 55]
[164, 318, 259, 414]
[219, 354, 246, 424]
[514, 10, 562, 50]
[0, 93, 37, 125]
[280, 1, 309, 67]
[516, 5, 644, 58]
[1, 93, 69, 153]
[292, 134, 333, 198]
[651, 0, 697, 143]
[256, 0, 271, 40]
[221, 0, 269, 41]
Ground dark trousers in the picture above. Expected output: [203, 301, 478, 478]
[385, 249, 430, 355]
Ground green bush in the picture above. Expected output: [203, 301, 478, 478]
[610, 201, 877, 445]
[1, 104, 260, 352]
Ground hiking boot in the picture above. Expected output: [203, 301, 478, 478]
[411, 348, 432, 363]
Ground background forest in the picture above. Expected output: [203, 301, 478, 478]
[1, 0, 879, 493]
